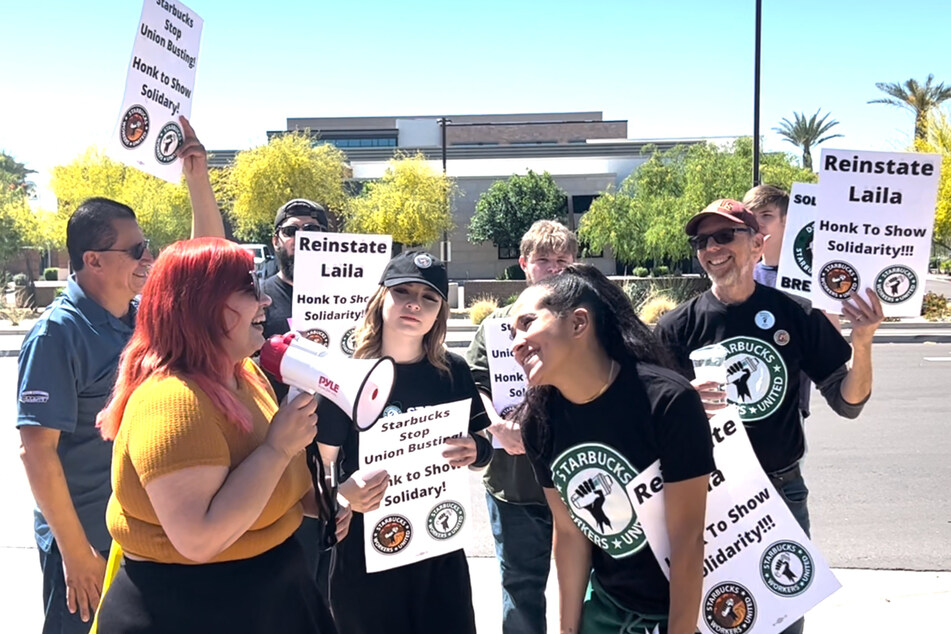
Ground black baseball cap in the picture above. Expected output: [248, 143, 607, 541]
[274, 199, 329, 231]
[380, 251, 448, 301]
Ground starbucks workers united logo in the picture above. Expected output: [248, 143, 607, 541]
[721, 336, 788, 422]
[761, 541, 814, 597]
[550, 443, 645, 559]
[793, 222, 814, 275]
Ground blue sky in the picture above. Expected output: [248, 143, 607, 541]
[2, 0, 949, 207]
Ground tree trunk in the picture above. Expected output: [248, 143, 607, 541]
[915, 111, 928, 141]
[802, 144, 813, 171]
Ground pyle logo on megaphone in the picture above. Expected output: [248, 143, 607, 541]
[318, 376, 340, 394]
[259, 332, 396, 432]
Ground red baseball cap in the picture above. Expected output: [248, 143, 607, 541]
[684, 199, 760, 236]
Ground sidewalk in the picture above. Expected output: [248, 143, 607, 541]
[5, 545, 948, 632]
[465, 561, 951, 633]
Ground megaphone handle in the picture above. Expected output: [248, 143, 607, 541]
[325, 460, 339, 513]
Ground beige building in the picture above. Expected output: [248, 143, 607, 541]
[211, 112, 718, 280]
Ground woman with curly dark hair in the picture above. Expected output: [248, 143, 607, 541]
[510, 264, 713, 634]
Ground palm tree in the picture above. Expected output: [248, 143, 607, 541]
[869, 74, 951, 141]
[772, 109, 843, 171]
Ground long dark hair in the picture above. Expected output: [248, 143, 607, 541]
[518, 264, 672, 455]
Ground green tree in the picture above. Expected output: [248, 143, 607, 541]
[217, 132, 351, 243]
[0, 151, 37, 197]
[579, 138, 815, 268]
[342, 152, 455, 246]
[467, 170, 567, 249]
[0, 152, 59, 265]
[49, 148, 194, 249]
[581, 145, 687, 266]
[869, 74, 951, 141]
[772, 109, 844, 171]
[0, 188, 30, 265]
[914, 110, 951, 251]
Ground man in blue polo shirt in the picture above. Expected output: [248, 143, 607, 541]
[16, 119, 223, 634]
[18, 199, 152, 632]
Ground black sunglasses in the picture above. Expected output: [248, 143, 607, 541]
[91, 239, 151, 260]
[688, 228, 753, 251]
[277, 224, 324, 238]
[248, 270, 265, 301]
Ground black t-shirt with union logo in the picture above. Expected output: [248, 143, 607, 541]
[655, 284, 851, 474]
[523, 362, 714, 615]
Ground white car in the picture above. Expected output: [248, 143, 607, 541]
[240, 243, 273, 275]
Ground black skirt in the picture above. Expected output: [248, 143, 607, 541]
[96, 537, 337, 634]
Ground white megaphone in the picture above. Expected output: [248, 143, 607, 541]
[259, 332, 396, 431]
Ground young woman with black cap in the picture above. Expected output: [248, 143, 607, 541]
[315, 251, 491, 634]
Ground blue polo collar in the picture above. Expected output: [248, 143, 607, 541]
[63, 276, 136, 331]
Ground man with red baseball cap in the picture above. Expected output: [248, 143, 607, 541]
[655, 198, 884, 634]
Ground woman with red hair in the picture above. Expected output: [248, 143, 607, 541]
[95, 237, 339, 633]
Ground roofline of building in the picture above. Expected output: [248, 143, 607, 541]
[285, 111, 606, 126]
[206, 137, 738, 169]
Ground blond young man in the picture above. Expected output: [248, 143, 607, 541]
[465, 220, 576, 634]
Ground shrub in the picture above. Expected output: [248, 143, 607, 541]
[13, 273, 29, 286]
[623, 278, 709, 310]
[632, 266, 649, 277]
[498, 264, 526, 281]
[0, 295, 36, 326]
[43, 268, 59, 281]
[921, 291, 951, 321]
[941, 259, 951, 275]
[651, 265, 669, 277]
[638, 294, 677, 325]
[469, 298, 499, 325]
[503, 294, 519, 306]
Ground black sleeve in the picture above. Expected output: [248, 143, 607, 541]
[653, 377, 715, 483]
[448, 353, 490, 434]
[315, 396, 352, 447]
[800, 308, 852, 384]
[816, 364, 868, 419]
[654, 311, 694, 379]
[522, 417, 555, 488]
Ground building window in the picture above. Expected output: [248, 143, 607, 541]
[572, 194, 599, 214]
[316, 138, 397, 148]
[498, 245, 519, 260]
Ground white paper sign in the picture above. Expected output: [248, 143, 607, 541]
[360, 399, 472, 573]
[291, 232, 392, 356]
[111, 0, 203, 182]
[483, 318, 526, 448]
[775, 183, 819, 302]
[628, 408, 840, 634]
[813, 149, 941, 316]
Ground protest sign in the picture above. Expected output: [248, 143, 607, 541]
[775, 183, 819, 302]
[628, 408, 840, 634]
[813, 149, 942, 316]
[360, 399, 472, 573]
[483, 318, 526, 448]
[291, 231, 392, 356]
[111, 0, 203, 182]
